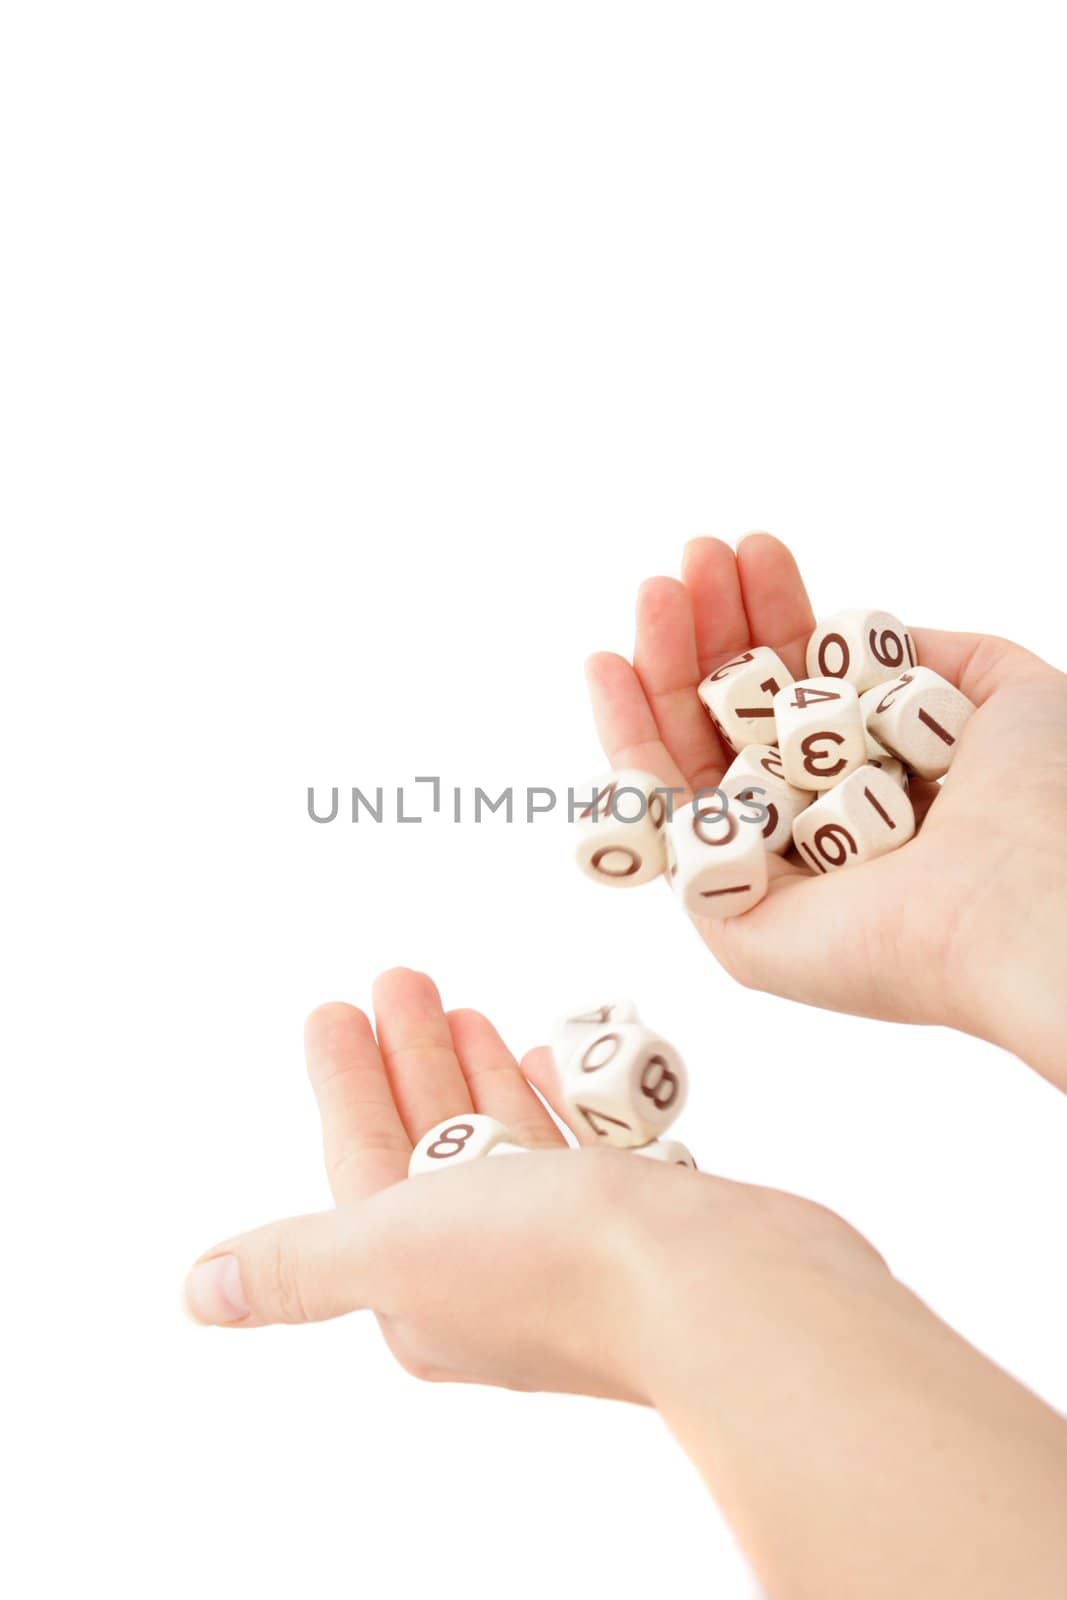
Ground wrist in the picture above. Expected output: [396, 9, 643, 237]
[944, 877, 1067, 1092]
[617, 1171, 890, 1406]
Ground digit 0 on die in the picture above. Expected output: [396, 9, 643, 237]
[793, 762, 915, 875]
[665, 794, 769, 917]
[806, 609, 917, 691]
[553, 1022, 688, 1147]
[574, 769, 667, 887]
[408, 1114, 525, 1177]
[773, 677, 867, 791]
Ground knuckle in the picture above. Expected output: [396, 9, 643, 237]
[265, 1230, 313, 1326]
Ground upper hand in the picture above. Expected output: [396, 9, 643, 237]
[585, 534, 1067, 1088]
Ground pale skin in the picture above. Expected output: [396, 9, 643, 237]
[188, 537, 1067, 1599]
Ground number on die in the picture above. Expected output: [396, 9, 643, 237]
[409, 1114, 527, 1177]
[550, 1004, 691, 1156]
[792, 762, 916, 875]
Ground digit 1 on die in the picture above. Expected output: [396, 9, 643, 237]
[697, 645, 793, 752]
[665, 794, 769, 918]
[861, 667, 976, 781]
[792, 762, 916, 875]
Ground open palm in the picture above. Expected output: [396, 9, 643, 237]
[585, 534, 1067, 1069]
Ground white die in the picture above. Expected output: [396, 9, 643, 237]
[806, 609, 917, 692]
[551, 1000, 640, 1063]
[553, 1022, 688, 1147]
[866, 754, 909, 790]
[408, 1114, 524, 1176]
[697, 646, 792, 752]
[719, 744, 815, 854]
[665, 795, 769, 918]
[632, 1139, 697, 1168]
[573, 769, 668, 887]
[773, 678, 867, 792]
[861, 668, 976, 781]
[793, 763, 916, 874]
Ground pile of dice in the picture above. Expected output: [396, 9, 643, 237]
[575, 608, 976, 918]
[409, 1001, 695, 1173]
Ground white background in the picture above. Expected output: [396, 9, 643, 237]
[3, 4, 1066, 1596]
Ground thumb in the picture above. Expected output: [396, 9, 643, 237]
[184, 1207, 379, 1329]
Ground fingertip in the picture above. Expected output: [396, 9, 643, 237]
[636, 575, 687, 620]
[304, 1001, 371, 1044]
[372, 967, 442, 1009]
[520, 1045, 556, 1092]
[683, 535, 734, 571]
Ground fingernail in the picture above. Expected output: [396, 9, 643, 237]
[185, 1254, 250, 1326]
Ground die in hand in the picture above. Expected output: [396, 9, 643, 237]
[550, 1004, 688, 1150]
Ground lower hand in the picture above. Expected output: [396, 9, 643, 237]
[184, 968, 878, 1402]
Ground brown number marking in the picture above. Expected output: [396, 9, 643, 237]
[868, 627, 905, 668]
[801, 730, 847, 777]
[578, 781, 617, 820]
[577, 1105, 631, 1138]
[875, 673, 913, 714]
[736, 675, 782, 718]
[761, 802, 780, 840]
[569, 1005, 613, 1025]
[700, 883, 752, 896]
[760, 749, 785, 779]
[580, 1034, 621, 1073]
[812, 823, 858, 867]
[817, 632, 850, 677]
[427, 1122, 477, 1160]
[640, 1056, 680, 1110]
[799, 841, 826, 874]
[792, 685, 840, 709]
[693, 806, 737, 847]
[591, 846, 642, 878]
[917, 707, 955, 746]
[706, 652, 754, 682]
[863, 786, 895, 829]
[905, 634, 917, 666]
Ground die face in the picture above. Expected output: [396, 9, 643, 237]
[697, 646, 792, 751]
[574, 769, 668, 887]
[773, 678, 867, 791]
[866, 754, 909, 790]
[862, 667, 975, 781]
[551, 999, 640, 1062]
[793, 763, 916, 874]
[409, 1114, 513, 1176]
[557, 1024, 688, 1147]
[666, 795, 769, 918]
[720, 744, 814, 854]
[806, 609, 917, 692]
[632, 1138, 697, 1168]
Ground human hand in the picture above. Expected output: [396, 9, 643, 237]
[187, 968, 851, 1401]
[585, 534, 1067, 1089]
